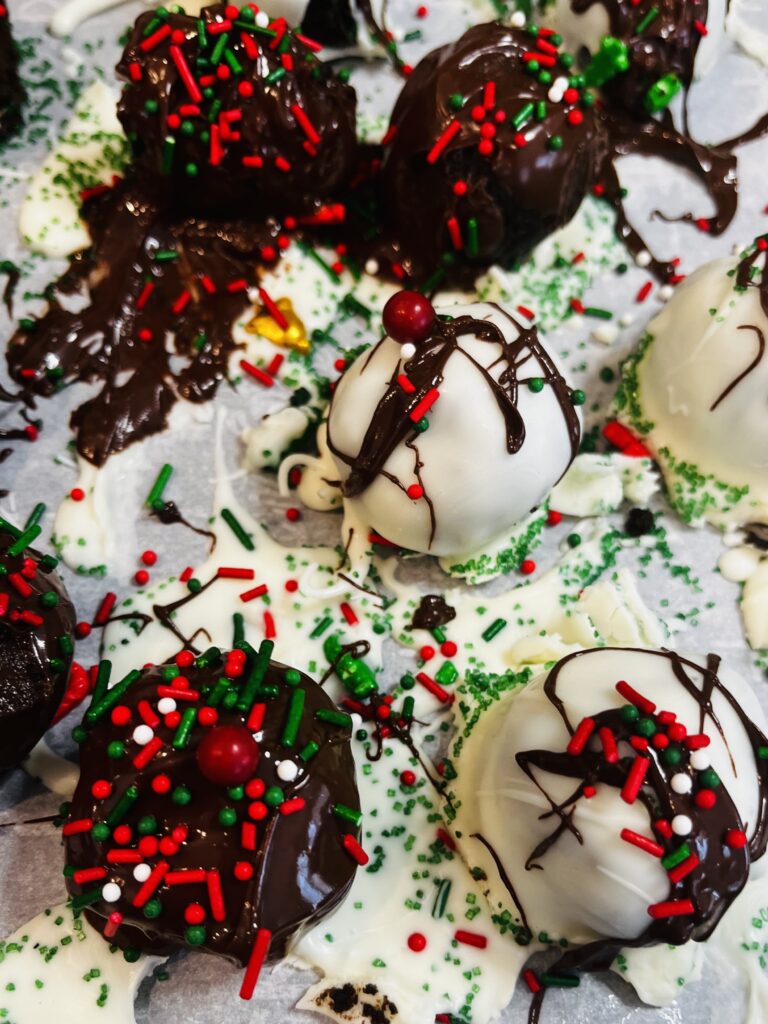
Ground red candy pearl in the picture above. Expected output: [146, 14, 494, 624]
[234, 861, 254, 881]
[400, 770, 417, 787]
[113, 825, 132, 846]
[185, 903, 206, 925]
[197, 726, 260, 786]
[382, 291, 435, 345]
[152, 774, 171, 794]
[725, 828, 748, 849]
[91, 780, 112, 800]
[246, 778, 265, 799]
[198, 707, 218, 727]
[695, 789, 717, 809]
[408, 932, 427, 952]
[441, 641, 457, 657]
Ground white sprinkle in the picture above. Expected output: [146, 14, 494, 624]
[658, 285, 674, 302]
[255, 11, 270, 27]
[133, 863, 152, 883]
[619, 313, 635, 328]
[509, 10, 526, 27]
[690, 750, 711, 771]
[157, 697, 177, 715]
[670, 773, 692, 795]
[592, 324, 618, 346]
[101, 882, 122, 903]
[672, 814, 693, 836]
[277, 760, 299, 783]
[636, 250, 652, 268]
[401, 343, 416, 359]
[132, 725, 154, 746]
[365, 259, 379, 275]
[548, 83, 565, 103]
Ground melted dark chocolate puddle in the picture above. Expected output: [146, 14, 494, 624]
[6, 177, 274, 466]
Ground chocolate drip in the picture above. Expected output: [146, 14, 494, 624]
[570, 0, 709, 117]
[0, 527, 76, 771]
[409, 594, 456, 631]
[65, 654, 361, 966]
[151, 500, 217, 548]
[513, 647, 768, 1021]
[326, 308, 580, 539]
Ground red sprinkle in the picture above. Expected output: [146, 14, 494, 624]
[621, 755, 650, 804]
[342, 834, 369, 866]
[567, 717, 595, 756]
[620, 828, 664, 858]
[340, 602, 358, 626]
[454, 929, 487, 949]
[240, 928, 272, 1001]
[648, 899, 695, 919]
[668, 852, 700, 884]
[616, 680, 656, 715]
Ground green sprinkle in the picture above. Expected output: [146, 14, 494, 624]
[91, 822, 110, 842]
[185, 926, 207, 946]
[106, 742, 125, 760]
[481, 618, 507, 642]
[162, 136, 176, 176]
[91, 660, 112, 709]
[662, 843, 690, 870]
[232, 612, 246, 648]
[143, 899, 162, 920]
[40, 591, 59, 608]
[513, 102, 534, 129]
[449, 93, 464, 109]
[218, 807, 237, 827]
[528, 377, 544, 393]
[24, 503, 46, 530]
[172, 707, 198, 750]
[662, 745, 683, 766]
[700, 768, 720, 789]
[172, 786, 191, 806]
[210, 31, 229, 64]
[583, 307, 612, 320]
[542, 973, 580, 988]
[146, 464, 173, 508]
[402, 696, 415, 721]
[281, 688, 306, 748]
[432, 878, 451, 919]
[548, 134, 564, 151]
[466, 217, 479, 258]
[7, 524, 41, 558]
[86, 670, 141, 724]
[316, 708, 353, 729]
[310, 615, 334, 639]
[236, 639, 275, 712]
[298, 740, 319, 762]
[221, 507, 255, 551]
[636, 5, 659, 33]
[284, 669, 302, 687]
[106, 786, 139, 829]
[435, 662, 458, 687]
[567, 533, 582, 548]
[137, 815, 158, 836]
[296, 240, 340, 284]
[620, 705, 640, 724]
[71, 889, 103, 912]
[264, 786, 284, 808]
[332, 803, 363, 827]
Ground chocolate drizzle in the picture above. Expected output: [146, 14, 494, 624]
[508, 647, 768, 1021]
[326, 306, 580, 547]
[65, 653, 361, 966]
[0, 526, 76, 771]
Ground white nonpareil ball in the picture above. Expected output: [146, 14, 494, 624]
[326, 302, 581, 558]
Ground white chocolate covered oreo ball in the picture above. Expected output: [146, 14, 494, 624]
[325, 294, 583, 558]
[617, 249, 768, 527]
[451, 647, 768, 957]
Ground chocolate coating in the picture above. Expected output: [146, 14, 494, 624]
[0, 526, 75, 771]
[117, 4, 358, 219]
[0, 7, 24, 142]
[380, 22, 606, 281]
[64, 651, 361, 967]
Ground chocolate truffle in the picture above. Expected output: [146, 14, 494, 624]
[452, 647, 768, 984]
[554, 0, 726, 117]
[379, 22, 606, 282]
[0, 5, 24, 142]
[117, 3, 358, 218]
[0, 521, 76, 771]
[616, 245, 768, 528]
[325, 296, 582, 557]
[63, 643, 362, 993]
